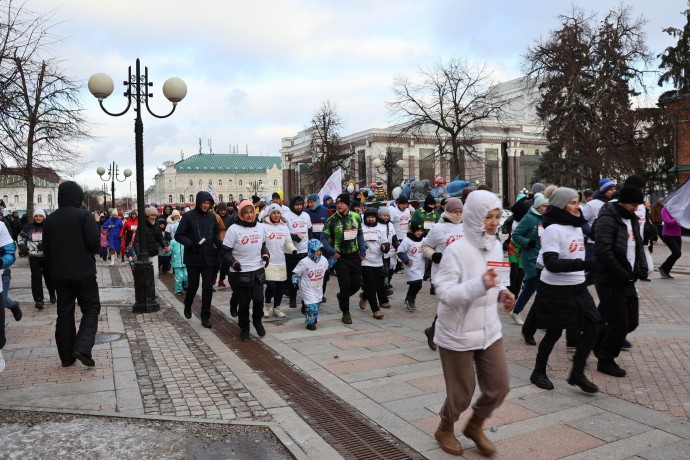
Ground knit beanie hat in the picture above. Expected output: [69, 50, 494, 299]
[424, 195, 436, 207]
[532, 182, 546, 194]
[548, 187, 578, 209]
[377, 206, 390, 217]
[267, 203, 282, 214]
[145, 206, 159, 217]
[216, 202, 227, 212]
[618, 185, 644, 204]
[335, 193, 351, 206]
[409, 221, 423, 233]
[251, 195, 261, 204]
[171, 209, 181, 219]
[624, 175, 646, 190]
[396, 196, 408, 204]
[307, 193, 319, 203]
[33, 208, 46, 218]
[599, 178, 617, 193]
[445, 197, 463, 213]
[531, 193, 549, 211]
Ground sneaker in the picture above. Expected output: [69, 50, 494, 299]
[321, 297, 327, 303]
[306, 324, 316, 331]
[61, 359, 76, 367]
[424, 327, 437, 351]
[254, 322, 266, 337]
[217, 280, 226, 288]
[10, 306, 22, 321]
[405, 298, 416, 311]
[379, 303, 391, 309]
[522, 331, 537, 346]
[597, 359, 626, 377]
[230, 300, 238, 318]
[273, 308, 286, 318]
[373, 310, 384, 319]
[0, 350, 5, 373]
[386, 288, 394, 297]
[201, 319, 212, 328]
[659, 269, 673, 279]
[341, 311, 352, 325]
[530, 371, 554, 390]
[509, 310, 524, 325]
[183, 305, 192, 319]
[359, 293, 367, 310]
[263, 307, 270, 318]
[621, 338, 632, 350]
[240, 328, 250, 342]
[35, 301, 44, 310]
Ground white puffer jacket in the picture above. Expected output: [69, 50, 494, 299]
[434, 190, 505, 352]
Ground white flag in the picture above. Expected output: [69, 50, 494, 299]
[208, 185, 217, 203]
[318, 169, 342, 204]
[663, 179, 690, 229]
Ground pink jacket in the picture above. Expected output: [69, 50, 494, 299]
[661, 207, 682, 237]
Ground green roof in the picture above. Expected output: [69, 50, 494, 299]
[175, 154, 281, 172]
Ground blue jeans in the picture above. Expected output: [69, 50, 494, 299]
[513, 275, 538, 314]
[3, 270, 18, 310]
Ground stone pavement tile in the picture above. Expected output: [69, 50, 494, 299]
[323, 353, 416, 376]
[356, 381, 424, 403]
[563, 429, 681, 460]
[638, 438, 690, 460]
[272, 325, 352, 341]
[512, 390, 591, 415]
[382, 392, 447, 414]
[350, 366, 442, 390]
[339, 360, 440, 384]
[330, 332, 412, 350]
[565, 412, 653, 442]
[407, 373, 446, 394]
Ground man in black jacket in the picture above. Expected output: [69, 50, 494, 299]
[593, 185, 647, 377]
[174, 191, 222, 328]
[43, 181, 102, 368]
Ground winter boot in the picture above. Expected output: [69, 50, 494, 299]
[462, 413, 496, 457]
[273, 307, 286, 318]
[433, 419, 463, 456]
[424, 326, 437, 351]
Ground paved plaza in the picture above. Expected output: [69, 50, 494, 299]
[1, 238, 690, 459]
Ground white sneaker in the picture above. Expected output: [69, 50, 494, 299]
[0, 350, 5, 373]
[509, 310, 524, 325]
[273, 308, 286, 318]
[263, 307, 270, 318]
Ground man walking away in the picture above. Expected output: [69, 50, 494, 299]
[43, 181, 102, 367]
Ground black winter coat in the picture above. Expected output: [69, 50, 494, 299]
[593, 202, 648, 284]
[174, 191, 222, 267]
[43, 181, 100, 281]
[136, 219, 166, 257]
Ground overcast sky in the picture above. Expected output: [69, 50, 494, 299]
[22, 0, 686, 192]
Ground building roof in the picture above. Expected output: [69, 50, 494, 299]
[0, 167, 61, 184]
[175, 154, 281, 172]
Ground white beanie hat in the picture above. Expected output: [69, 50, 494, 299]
[34, 208, 46, 218]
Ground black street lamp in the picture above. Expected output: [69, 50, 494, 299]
[372, 154, 406, 197]
[101, 183, 108, 214]
[88, 59, 187, 313]
[246, 180, 265, 197]
[97, 162, 132, 210]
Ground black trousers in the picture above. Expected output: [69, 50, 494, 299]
[535, 317, 599, 375]
[594, 282, 639, 361]
[29, 256, 55, 303]
[235, 282, 264, 329]
[406, 280, 423, 300]
[185, 265, 214, 322]
[284, 252, 306, 300]
[361, 266, 388, 312]
[265, 280, 285, 308]
[335, 253, 362, 312]
[660, 235, 682, 274]
[0, 292, 5, 349]
[54, 275, 101, 363]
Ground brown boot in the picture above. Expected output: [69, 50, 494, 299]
[434, 419, 463, 456]
[463, 413, 496, 457]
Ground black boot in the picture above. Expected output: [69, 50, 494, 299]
[530, 359, 554, 390]
[568, 372, 598, 393]
[289, 296, 297, 308]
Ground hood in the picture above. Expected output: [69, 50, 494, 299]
[195, 191, 215, 210]
[58, 181, 84, 209]
[322, 194, 331, 206]
[289, 195, 304, 215]
[307, 193, 320, 210]
[441, 210, 462, 225]
[462, 190, 501, 251]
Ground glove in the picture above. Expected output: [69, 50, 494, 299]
[290, 234, 302, 243]
[262, 254, 270, 267]
[291, 274, 300, 290]
[232, 261, 242, 271]
[18, 245, 29, 257]
[36, 242, 44, 252]
[583, 260, 599, 274]
[527, 240, 537, 249]
[431, 252, 442, 264]
[191, 241, 201, 250]
[380, 243, 390, 254]
[292, 250, 297, 255]
[407, 260, 413, 267]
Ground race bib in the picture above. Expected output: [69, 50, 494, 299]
[537, 224, 543, 237]
[312, 223, 324, 233]
[487, 261, 511, 288]
[32, 232, 43, 242]
[131, 225, 138, 231]
[343, 228, 357, 241]
[363, 230, 378, 241]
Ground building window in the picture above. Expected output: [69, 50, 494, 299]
[218, 194, 223, 202]
[2, 195, 7, 204]
[47, 194, 52, 204]
[208, 179, 212, 186]
[13, 195, 19, 204]
[179, 194, 184, 203]
[273, 180, 277, 186]
[218, 179, 222, 186]
[198, 180, 202, 187]
[358, 150, 366, 183]
[189, 180, 193, 186]
[189, 194, 194, 202]
[168, 195, 173, 203]
[229, 179, 233, 186]
[37, 194, 43, 203]
[238, 194, 244, 201]
[259, 180, 262, 185]
[419, 148, 435, 182]
[228, 194, 234, 202]
[239, 180, 243, 186]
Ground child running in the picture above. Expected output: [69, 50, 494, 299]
[292, 239, 329, 330]
[397, 221, 425, 310]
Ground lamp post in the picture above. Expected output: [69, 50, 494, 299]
[247, 180, 265, 197]
[97, 162, 132, 210]
[88, 59, 187, 313]
[101, 183, 108, 214]
[372, 154, 406, 197]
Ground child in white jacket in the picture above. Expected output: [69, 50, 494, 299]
[432, 190, 515, 457]
[396, 221, 425, 310]
[292, 239, 329, 330]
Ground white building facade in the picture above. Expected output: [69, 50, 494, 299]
[0, 167, 61, 215]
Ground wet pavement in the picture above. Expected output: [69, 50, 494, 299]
[1, 237, 690, 458]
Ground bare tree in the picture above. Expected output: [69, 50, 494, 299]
[0, 0, 90, 217]
[387, 57, 510, 179]
[301, 101, 350, 195]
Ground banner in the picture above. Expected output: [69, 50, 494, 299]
[318, 168, 342, 204]
[663, 179, 690, 229]
[207, 185, 218, 203]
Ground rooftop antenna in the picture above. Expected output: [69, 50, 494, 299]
[181, 149, 184, 161]
[198, 138, 202, 154]
[208, 138, 213, 154]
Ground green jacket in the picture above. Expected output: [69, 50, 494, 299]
[321, 210, 365, 256]
[410, 207, 440, 236]
[511, 209, 542, 279]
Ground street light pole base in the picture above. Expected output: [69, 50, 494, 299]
[132, 256, 160, 313]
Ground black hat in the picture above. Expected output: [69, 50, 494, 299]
[618, 185, 644, 205]
[251, 195, 261, 204]
[336, 193, 351, 206]
[424, 195, 436, 207]
[397, 196, 409, 204]
[624, 175, 646, 189]
[409, 221, 423, 233]
[351, 200, 362, 208]
[271, 192, 281, 200]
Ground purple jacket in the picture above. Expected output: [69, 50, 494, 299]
[661, 207, 682, 237]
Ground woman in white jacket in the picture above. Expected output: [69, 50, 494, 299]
[433, 190, 515, 457]
[262, 204, 297, 318]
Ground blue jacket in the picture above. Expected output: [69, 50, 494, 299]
[103, 217, 123, 250]
[174, 191, 222, 267]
